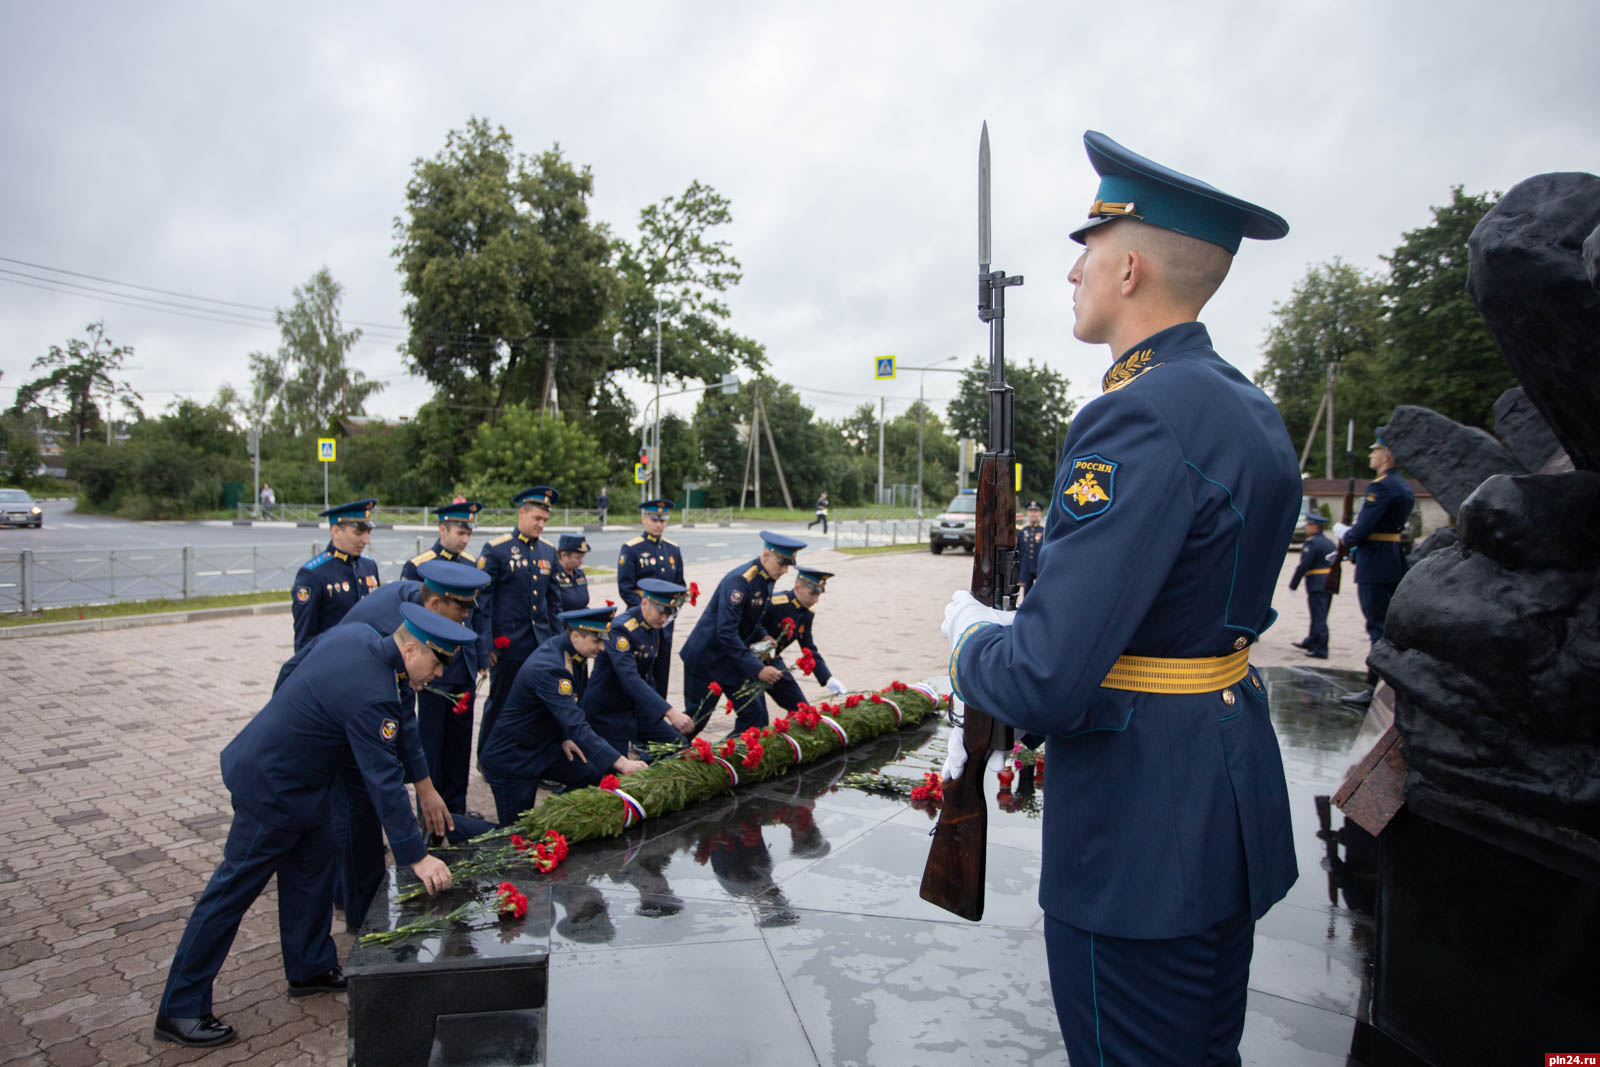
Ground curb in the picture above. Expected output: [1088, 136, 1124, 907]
[0, 600, 292, 639]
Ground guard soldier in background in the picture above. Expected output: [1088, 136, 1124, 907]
[1333, 430, 1415, 707]
[153, 603, 469, 1049]
[616, 498, 686, 698]
[477, 486, 560, 754]
[764, 567, 848, 711]
[941, 130, 1299, 1065]
[478, 606, 648, 824]
[1018, 500, 1045, 596]
[290, 498, 381, 650]
[680, 531, 805, 735]
[1289, 512, 1335, 660]
[596, 485, 610, 527]
[552, 533, 591, 613]
[584, 578, 695, 756]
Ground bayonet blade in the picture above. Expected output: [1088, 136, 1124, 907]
[978, 122, 991, 270]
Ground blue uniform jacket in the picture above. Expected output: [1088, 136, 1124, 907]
[400, 544, 487, 686]
[616, 534, 685, 608]
[1289, 532, 1336, 594]
[951, 322, 1300, 940]
[477, 531, 558, 662]
[1341, 471, 1414, 585]
[220, 624, 427, 865]
[678, 558, 776, 683]
[479, 633, 622, 780]
[583, 605, 672, 730]
[761, 592, 833, 686]
[291, 544, 380, 650]
[1018, 524, 1046, 586]
[552, 566, 590, 614]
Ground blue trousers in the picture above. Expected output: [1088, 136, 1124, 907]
[328, 768, 387, 931]
[486, 755, 601, 827]
[417, 684, 475, 813]
[479, 653, 528, 757]
[1044, 910, 1254, 1067]
[160, 805, 336, 1017]
[652, 619, 675, 699]
[1305, 591, 1331, 655]
[684, 669, 769, 737]
[1357, 582, 1397, 645]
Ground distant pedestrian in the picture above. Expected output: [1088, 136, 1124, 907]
[258, 482, 275, 519]
[596, 486, 610, 527]
[1332, 429, 1415, 707]
[807, 491, 829, 533]
[1018, 500, 1045, 596]
[1289, 512, 1334, 659]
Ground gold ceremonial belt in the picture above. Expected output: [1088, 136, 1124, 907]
[1366, 532, 1403, 542]
[1306, 568, 1331, 576]
[1101, 648, 1251, 694]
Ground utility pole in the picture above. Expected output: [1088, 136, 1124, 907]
[653, 297, 662, 500]
[1325, 362, 1336, 479]
[757, 390, 794, 509]
[900, 356, 961, 516]
[877, 396, 885, 506]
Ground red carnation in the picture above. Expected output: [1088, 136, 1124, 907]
[741, 742, 764, 769]
[772, 716, 790, 733]
[781, 617, 796, 639]
[493, 636, 511, 651]
[843, 694, 863, 709]
[451, 692, 471, 715]
[605, 598, 615, 606]
[543, 830, 569, 862]
[893, 681, 909, 692]
[690, 737, 714, 762]
[511, 833, 530, 853]
[910, 785, 930, 801]
[740, 727, 762, 745]
[796, 649, 817, 675]
[599, 774, 620, 791]
[719, 737, 738, 758]
[689, 581, 700, 607]
[870, 693, 885, 704]
[708, 681, 723, 696]
[724, 698, 735, 714]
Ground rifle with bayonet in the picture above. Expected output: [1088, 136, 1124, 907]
[1322, 419, 1356, 595]
[919, 122, 1023, 922]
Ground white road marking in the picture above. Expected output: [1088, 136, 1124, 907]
[706, 541, 729, 547]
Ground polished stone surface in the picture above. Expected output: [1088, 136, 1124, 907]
[368, 666, 1427, 1065]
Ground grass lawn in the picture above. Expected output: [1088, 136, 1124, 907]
[1, 590, 285, 628]
[834, 543, 929, 556]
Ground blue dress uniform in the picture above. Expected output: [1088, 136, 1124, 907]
[156, 605, 476, 1042]
[552, 533, 592, 614]
[290, 499, 381, 651]
[583, 580, 688, 754]
[1340, 444, 1415, 645]
[763, 570, 836, 713]
[1018, 502, 1046, 595]
[479, 608, 621, 825]
[1289, 520, 1336, 657]
[477, 486, 561, 754]
[680, 531, 805, 735]
[616, 499, 686, 699]
[949, 131, 1298, 1065]
[401, 502, 488, 814]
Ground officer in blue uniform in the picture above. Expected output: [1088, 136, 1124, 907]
[584, 578, 696, 754]
[1017, 501, 1046, 596]
[290, 499, 382, 650]
[552, 533, 591, 614]
[1333, 430, 1415, 707]
[942, 131, 1299, 1065]
[478, 606, 648, 824]
[153, 603, 470, 1049]
[764, 568, 848, 712]
[680, 531, 805, 735]
[616, 499, 686, 699]
[1289, 512, 1336, 659]
[402, 501, 488, 813]
[477, 486, 560, 755]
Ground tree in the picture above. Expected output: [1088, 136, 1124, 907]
[947, 358, 1076, 501]
[1253, 259, 1389, 472]
[457, 405, 609, 507]
[1379, 187, 1512, 429]
[249, 268, 382, 436]
[690, 379, 850, 507]
[10, 321, 141, 444]
[0, 409, 43, 484]
[394, 118, 617, 422]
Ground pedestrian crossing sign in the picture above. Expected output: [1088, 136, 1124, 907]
[317, 438, 336, 462]
[874, 355, 896, 380]
[634, 463, 647, 484]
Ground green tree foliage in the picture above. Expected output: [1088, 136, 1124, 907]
[690, 381, 858, 508]
[947, 358, 1076, 501]
[394, 118, 617, 422]
[10, 321, 141, 444]
[66, 398, 247, 518]
[832, 401, 958, 506]
[0, 409, 44, 485]
[1253, 259, 1389, 473]
[457, 406, 608, 507]
[249, 268, 383, 436]
[1379, 187, 1511, 429]
[651, 412, 703, 501]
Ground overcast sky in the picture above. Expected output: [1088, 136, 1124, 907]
[2, 1, 1596, 441]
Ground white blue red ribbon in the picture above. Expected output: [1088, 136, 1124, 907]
[819, 715, 849, 746]
[711, 755, 739, 786]
[612, 788, 646, 826]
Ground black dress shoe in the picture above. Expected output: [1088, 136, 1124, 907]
[287, 966, 348, 996]
[1290, 640, 1310, 650]
[153, 1013, 237, 1048]
[1338, 688, 1373, 708]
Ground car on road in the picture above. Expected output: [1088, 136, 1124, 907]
[930, 492, 977, 554]
[0, 488, 43, 528]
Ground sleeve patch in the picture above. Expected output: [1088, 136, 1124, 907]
[1061, 453, 1117, 520]
[380, 718, 398, 741]
[730, 590, 744, 605]
[558, 679, 574, 696]
[616, 636, 630, 651]
[295, 586, 310, 603]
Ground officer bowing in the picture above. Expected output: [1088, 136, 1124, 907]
[680, 531, 805, 736]
[584, 578, 696, 756]
[552, 533, 591, 613]
[763, 568, 848, 712]
[616, 498, 686, 698]
[291, 498, 381, 650]
[478, 606, 648, 824]
[477, 486, 561, 754]
[154, 603, 470, 1049]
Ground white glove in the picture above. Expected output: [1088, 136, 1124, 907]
[940, 715, 1008, 783]
[1332, 522, 1352, 543]
[824, 677, 846, 696]
[940, 590, 1015, 650]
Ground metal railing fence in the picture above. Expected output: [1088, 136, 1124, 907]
[235, 504, 737, 527]
[831, 519, 934, 549]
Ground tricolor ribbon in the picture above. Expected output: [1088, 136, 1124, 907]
[781, 733, 803, 761]
[711, 755, 740, 786]
[877, 696, 903, 726]
[909, 681, 940, 705]
[612, 788, 646, 827]
[818, 715, 849, 746]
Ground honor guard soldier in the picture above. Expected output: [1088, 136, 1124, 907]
[154, 603, 469, 1049]
[942, 131, 1300, 1065]
[1332, 429, 1415, 706]
[1018, 501, 1045, 596]
[584, 578, 696, 755]
[403, 502, 489, 813]
[680, 531, 805, 735]
[291, 498, 381, 650]
[763, 568, 847, 712]
[553, 533, 591, 613]
[616, 498, 686, 698]
[478, 606, 648, 824]
[477, 485, 561, 754]
[1289, 512, 1336, 659]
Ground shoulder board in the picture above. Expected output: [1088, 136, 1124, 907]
[457, 550, 476, 564]
[742, 564, 759, 581]
[626, 536, 644, 547]
[488, 534, 513, 546]
[303, 552, 332, 570]
[409, 549, 436, 566]
[623, 617, 640, 631]
[660, 537, 678, 548]
[772, 593, 790, 605]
